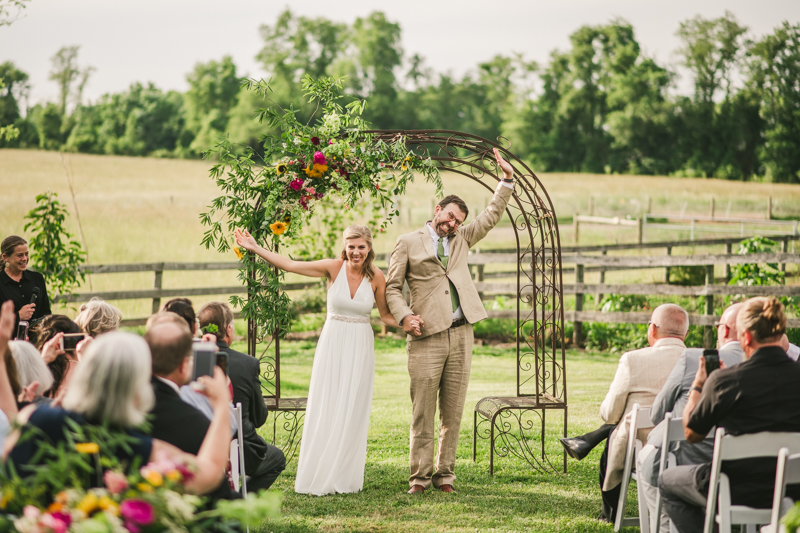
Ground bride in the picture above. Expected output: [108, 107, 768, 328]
[234, 225, 421, 495]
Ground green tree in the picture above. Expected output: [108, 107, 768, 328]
[183, 56, 241, 154]
[0, 0, 29, 26]
[48, 45, 94, 119]
[748, 22, 800, 183]
[23, 191, 87, 301]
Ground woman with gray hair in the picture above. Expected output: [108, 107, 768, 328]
[4, 332, 232, 496]
[8, 340, 54, 400]
[74, 297, 122, 339]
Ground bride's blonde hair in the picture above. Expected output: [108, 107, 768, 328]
[340, 225, 376, 282]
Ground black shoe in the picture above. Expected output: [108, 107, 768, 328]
[559, 436, 593, 461]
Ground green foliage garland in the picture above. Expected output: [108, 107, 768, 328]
[201, 75, 442, 341]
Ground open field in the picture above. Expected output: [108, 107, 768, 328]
[228, 337, 626, 533]
[2, 148, 799, 320]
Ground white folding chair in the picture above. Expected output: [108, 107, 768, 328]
[704, 429, 800, 533]
[767, 448, 800, 532]
[615, 404, 654, 532]
[653, 412, 686, 533]
[229, 403, 248, 497]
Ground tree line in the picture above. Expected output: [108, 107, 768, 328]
[1, 9, 799, 182]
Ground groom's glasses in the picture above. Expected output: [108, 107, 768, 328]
[442, 208, 465, 227]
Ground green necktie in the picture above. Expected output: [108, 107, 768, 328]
[437, 238, 460, 312]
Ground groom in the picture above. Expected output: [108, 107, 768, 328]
[386, 148, 515, 494]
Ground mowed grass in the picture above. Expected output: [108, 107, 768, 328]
[234, 337, 628, 533]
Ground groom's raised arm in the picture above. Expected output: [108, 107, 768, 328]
[460, 183, 513, 248]
[385, 238, 413, 323]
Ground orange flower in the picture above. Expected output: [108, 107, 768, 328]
[270, 222, 288, 236]
[233, 246, 244, 260]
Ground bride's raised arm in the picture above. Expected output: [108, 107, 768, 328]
[234, 228, 339, 280]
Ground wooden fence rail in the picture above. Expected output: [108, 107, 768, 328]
[60, 239, 800, 335]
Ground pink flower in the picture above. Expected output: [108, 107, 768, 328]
[313, 151, 326, 165]
[120, 499, 154, 532]
[315, 192, 324, 199]
[289, 179, 304, 191]
[299, 196, 309, 210]
[328, 139, 333, 145]
[40, 512, 70, 533]
[304, 186, 316, 195]
[104, 470, 129, 494]
[23, 505, 41, 519]
[310, 137, 320, 146]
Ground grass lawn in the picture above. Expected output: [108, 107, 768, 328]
[239, 337, 633, 533]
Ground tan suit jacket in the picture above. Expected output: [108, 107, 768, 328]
[600, 337, 686, 490]
[386, 184, 513, 340]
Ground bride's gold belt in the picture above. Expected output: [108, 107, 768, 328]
[328, 314, 370, 324]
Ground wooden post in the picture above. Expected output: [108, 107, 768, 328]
[665, 247, 672, 284]
[704, 265, 715, 349]
[588, 196, 594, 216]
[596, 250, 606, 307]
[645, 195, 651, 214]
[709, 196, 715, 219]
[767, 197, 773, 220]
[725, 242, 732, 283]
[637, 217, 643, 244]
[573, 263, 584, 347]
[151, 263, 164, 314]
[781, 238, 788, 273]
[573, 213, 579, 244]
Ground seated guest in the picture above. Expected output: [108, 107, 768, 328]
[0, 301, 19, 448]
[561, 303, 689, 522]
[146, 311, 237, 437]
[198, 301, 285, 491]
[636, 303, 743, 531]
[781, 333, 800, 361]
[659, 298, 800, 533]
[145, 319, 238, 499]
[0, 236, 51, 337]
[74, 297, 122, 338]
[4, 331, 232, 496]
[162, 298, 199, 336]
[31, 315, 82, 398]
[9, 340, 55, 401]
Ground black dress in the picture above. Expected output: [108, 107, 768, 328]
[0, 268, 51, 338]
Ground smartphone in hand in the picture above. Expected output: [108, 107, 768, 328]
[703, 348, 720, 376]
[192, 342, 218, 381]
[16, 321, 29, 341]
[61, 333, 86, 353]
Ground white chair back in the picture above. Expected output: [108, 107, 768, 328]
[704, 429, 800, 533]
[769, 448, 800, 531]
[614, 404, 655, 532]
[653, 412, 686, 533]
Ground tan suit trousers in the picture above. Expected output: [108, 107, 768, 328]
[407, 322, 473, 488]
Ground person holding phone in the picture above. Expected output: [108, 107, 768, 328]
[660, 298, 800, 532]
[31, 315, 86, 398]
[0, 236, 51, 338]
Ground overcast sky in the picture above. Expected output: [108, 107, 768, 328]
[1, 0, 799, 106]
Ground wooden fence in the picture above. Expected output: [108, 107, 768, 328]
[61, 235, 800, 337]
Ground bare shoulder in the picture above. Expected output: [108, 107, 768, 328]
[326, 257, 345, 281]
[371, 267, 386, 290]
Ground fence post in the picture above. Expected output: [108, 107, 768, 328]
[588, 196, 594, 216]
[152, 263, 164, 314]
[767, 196, 772, 220]
[725, 243, 732, 283]
[664, 247, 672, 283]
[637, 217, 643, 244]
[573, 213, 579, 244]
[641, 214, 647, 242]
[704, 265, 714, 349]
[596, 250, 606, 307]
[709, 196, 715, 219]
[573, 263, 584, 347]
[781, 238, 788, 273]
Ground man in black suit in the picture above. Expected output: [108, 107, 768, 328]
[198, 302, 285, 491]
[144, 318, 238, 500]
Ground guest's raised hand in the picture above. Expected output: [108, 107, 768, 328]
[19, 381, 40, 403]
[693, 355, 709, 389]
[201, 333, 217, 344]
[234, 229, 258, 252]
[0, 300, 14, 349]
[493, 148, 514, 181]
[41, 332, 65, 364]
[195, 367, 230, 409]
[75, 336, 93, 362]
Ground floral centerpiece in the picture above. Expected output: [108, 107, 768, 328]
[200, 75, 442, 340]
[0, 423, 280, 532]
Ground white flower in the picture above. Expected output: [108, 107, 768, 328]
[293, 137, 301, 145]
[162, 489, 198, 522]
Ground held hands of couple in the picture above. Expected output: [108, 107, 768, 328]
[403, 315, 424, 336]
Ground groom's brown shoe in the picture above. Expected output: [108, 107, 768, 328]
[438, 484, 456, 494]
[407, 485, 426, 495]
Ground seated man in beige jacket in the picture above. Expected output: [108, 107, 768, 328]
[561, 303, 688, 522]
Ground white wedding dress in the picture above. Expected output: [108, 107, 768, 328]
[294, 261, 376, 495]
